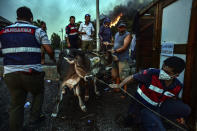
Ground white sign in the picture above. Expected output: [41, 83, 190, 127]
[161, 42, 174, 56]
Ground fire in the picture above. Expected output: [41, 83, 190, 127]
[110, 13, 123, 28]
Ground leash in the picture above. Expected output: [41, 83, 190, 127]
[95, 77, 187, 131]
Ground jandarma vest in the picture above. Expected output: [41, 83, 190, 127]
[0, 23, 41, 65]
[66, 24, 78, 39]
[136, 69, 182, 107]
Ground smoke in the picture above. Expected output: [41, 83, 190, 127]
[107, 0, 152, 20]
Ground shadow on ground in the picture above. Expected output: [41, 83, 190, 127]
[0, 76, 185, 131]
[0, 77, 140, 131]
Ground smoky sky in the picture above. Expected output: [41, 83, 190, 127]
[0, 0, 152, 38]
[108, 0, 152, 20]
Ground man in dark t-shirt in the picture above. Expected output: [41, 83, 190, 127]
[66, 16, 79, 49]
[99, 18, 113, 51]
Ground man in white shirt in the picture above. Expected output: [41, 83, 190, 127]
[78, 14, 95, 51]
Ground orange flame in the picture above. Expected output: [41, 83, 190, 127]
[110, 13, 123, 28]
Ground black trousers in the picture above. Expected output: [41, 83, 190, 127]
[4, 71, 45, 131]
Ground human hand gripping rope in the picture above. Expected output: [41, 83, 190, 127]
[95, 77, 188, 131]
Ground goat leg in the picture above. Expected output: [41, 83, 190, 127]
[76, 84, 87, 112]
[51, 81, 64, 117]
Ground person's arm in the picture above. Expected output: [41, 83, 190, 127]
[38, 28, 56, 63]
[78, 23, 86, 34]
[115, 34, 131, 53]
[110, 36, 114, 45]
[119, 75, 134, 88]
[91, 24, 95, 37]
[42, 44, 56, 63]
[66, 37, 71, 48]
[110, 75, 134, 88]
[66, 26, 71, 47]
[78, 31, 86, 35]
[110, 69, 153, 88]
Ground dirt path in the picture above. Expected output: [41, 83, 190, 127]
[0, 78, 139, 131]
[0, 78, 182, 131]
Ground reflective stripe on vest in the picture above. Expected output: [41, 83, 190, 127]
[0, 24, 41, 66]
[149, 85, 175, 97]
[137, 84, 176, 106]
[2, 47, 41, 54]
[69, 32, 78, 36]
[137, 87, 159, 106]
[70, 27, 77, 30]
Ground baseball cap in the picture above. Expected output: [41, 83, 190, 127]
[104, 18, 111, 23]
[85, 14, 91, 17]
[118, 23, 126, 27]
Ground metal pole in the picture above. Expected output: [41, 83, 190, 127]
[60, 28, 63, 50]
[96, 0, 100, 51]
[59, 29, 63, 50]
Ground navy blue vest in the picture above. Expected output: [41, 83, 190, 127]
[0, 24, 41, 65]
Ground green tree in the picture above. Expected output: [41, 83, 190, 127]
[51, 33, 61, 49]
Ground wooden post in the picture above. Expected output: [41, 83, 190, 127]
[152, 3, 162, 68]
[183, 0, 197, 129]
[152, 0, 178, 68]
[183, 0, 197, 104]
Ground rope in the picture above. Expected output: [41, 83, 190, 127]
[95, 77, 187, 131]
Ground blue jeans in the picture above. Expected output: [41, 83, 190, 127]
[127, 99, 191, 131]
[141, 108, 166, 131]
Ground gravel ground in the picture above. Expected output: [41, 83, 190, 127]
[0, 78, 10, 131]
[0, 77, 139, 131]
[0, 76, 191, 131]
